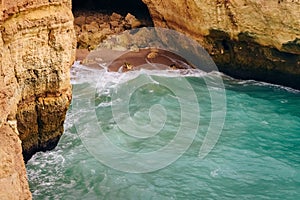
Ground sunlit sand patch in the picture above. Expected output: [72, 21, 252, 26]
[81, 48, 195, 73]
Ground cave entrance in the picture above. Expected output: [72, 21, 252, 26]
[72, 0, 154, 54]
[72, 0, 153, 25]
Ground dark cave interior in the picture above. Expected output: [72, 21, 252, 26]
[72, 0, 153, 22]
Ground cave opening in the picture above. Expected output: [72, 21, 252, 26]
[72, 0, 154, 53]
[72, 0, 153, 24]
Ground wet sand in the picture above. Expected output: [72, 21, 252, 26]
[81, 48, 195, 72]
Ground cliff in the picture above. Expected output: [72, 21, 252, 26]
[0, 0, 76, 199]
[0, 0, 299, 198]
[142, 0, 300, 89]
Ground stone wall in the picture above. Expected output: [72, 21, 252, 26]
[142, 0, 300, 89]
[0, 0, 76, 198]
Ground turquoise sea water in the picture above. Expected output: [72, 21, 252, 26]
[27, 63, 300, 199]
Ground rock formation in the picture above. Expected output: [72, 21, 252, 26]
[0, 0, 76, 198]
[0, 125, 31, 200]
[142, 0, 300, 89]
[74, 11, 146, 50]
[0, 0, 299, 198]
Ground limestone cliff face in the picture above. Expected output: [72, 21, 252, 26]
[0, 125, 31, 200]
[142, 0, 300, 89]
[0, 0, 76, 198]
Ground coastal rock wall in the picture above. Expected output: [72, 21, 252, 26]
[0, 0, 76, 198]
[142, 0, 300, 89]
[0, 125, 31, 200]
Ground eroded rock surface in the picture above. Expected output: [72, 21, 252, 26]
[74, 11, 148, 50]
[0, 125, 31, 200]
[142, 0, 300, 89]
[0, 0, 76, 198]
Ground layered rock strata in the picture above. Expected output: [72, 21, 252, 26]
[142, 0, 300, 89]
[0, 0, 76, 198]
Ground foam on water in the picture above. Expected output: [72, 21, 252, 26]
[26, 61, 300, 199]
[72, 61, 300, 94]
[72, 61, 211, 83]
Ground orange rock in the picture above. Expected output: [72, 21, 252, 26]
[0, 0, 76, 198]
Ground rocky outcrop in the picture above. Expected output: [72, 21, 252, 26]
[0, 0, 76, 198]
[74, 11, 145, 50]
[142, 0, 300, 89]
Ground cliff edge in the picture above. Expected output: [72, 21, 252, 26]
[0, 0, 76, 199]
[142, 0, 300, 89]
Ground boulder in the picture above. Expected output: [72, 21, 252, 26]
[125, 13, 142, 28]
[110, 12, 123, 21]
[74, 16, 86, 26]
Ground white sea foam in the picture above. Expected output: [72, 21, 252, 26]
[72, 62, 300, 95]
[222, 74, 300, 93]
[71, 61, 220, 87]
